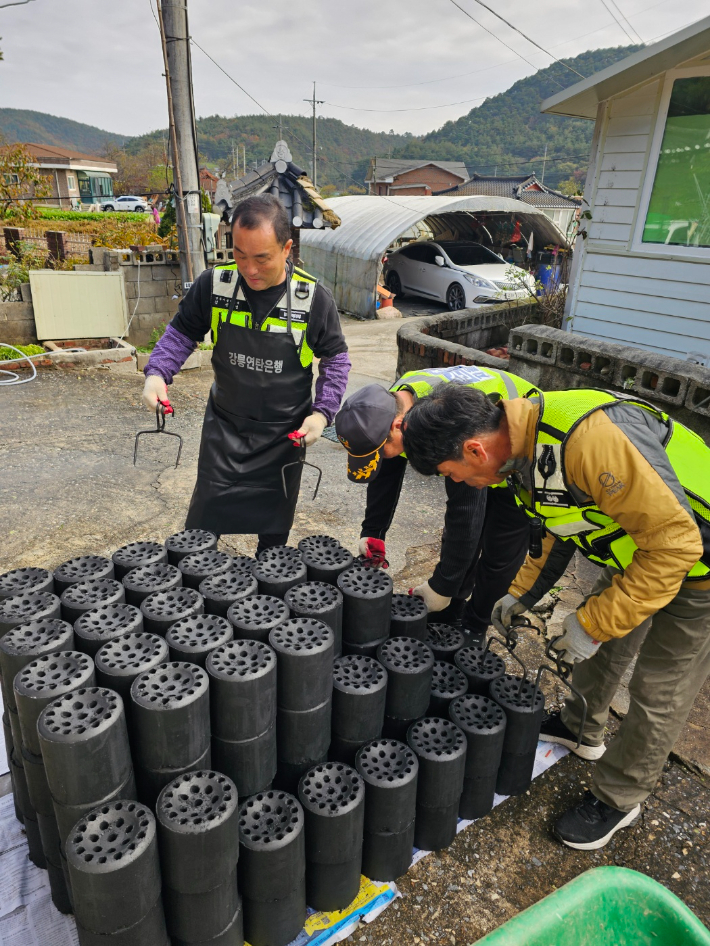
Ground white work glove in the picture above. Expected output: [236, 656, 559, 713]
[143, 374, 168, 411]
[410, 581, 450, 612]
[491, 593, 527, 631]
[292, 412, 327, 447]
[359, 538, 388, 568]
[556, 611, 602, 664]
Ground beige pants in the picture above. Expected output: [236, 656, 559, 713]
[561, 566, 710, 812]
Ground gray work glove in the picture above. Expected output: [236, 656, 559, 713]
[491, 593, 526, 631]
[556, 611, 602, 664]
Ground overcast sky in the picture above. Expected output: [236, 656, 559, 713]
[0, 0, 707, 138]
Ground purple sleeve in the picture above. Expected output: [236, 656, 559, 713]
[144, 324, 197, 385]
[313, 351, 351, 426]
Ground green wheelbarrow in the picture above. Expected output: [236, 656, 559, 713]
[473, 866, 710, 945]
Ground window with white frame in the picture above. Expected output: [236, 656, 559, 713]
[641, 73, 710, 250]
[66, 173, 76, 191]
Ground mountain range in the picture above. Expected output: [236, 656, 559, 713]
[0, 44, 638, 190]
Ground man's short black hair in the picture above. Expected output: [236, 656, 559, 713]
[402, 384, 504, 475]
[231, 193, 291, 247]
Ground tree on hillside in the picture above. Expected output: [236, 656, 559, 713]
[103, 141, 172, 196]
[0, 138, 52, 220]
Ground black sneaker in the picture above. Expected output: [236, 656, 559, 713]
[539, 710, 606, 761]
[553, 792, 641, 850]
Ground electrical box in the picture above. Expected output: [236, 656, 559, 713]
[203, 213, 222, 261]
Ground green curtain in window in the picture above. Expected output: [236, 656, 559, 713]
[643, 76, 710, 248]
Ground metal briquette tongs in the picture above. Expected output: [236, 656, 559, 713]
[282, 434, 323, 500]
[490, 613, 588, 749]
[134, 398, 183, 469]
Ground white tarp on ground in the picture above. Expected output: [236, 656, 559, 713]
[300, 195, 568, 318]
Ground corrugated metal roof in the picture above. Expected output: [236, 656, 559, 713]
[301, 194, 566, 261]
[541, 15, 710, 118]
[300, 194, 568, 317]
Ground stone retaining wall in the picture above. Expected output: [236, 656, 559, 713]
[396, 300, 538, 376]
[397, 310, 710, 441]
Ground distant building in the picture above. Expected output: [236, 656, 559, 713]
[23, 143, 117, 207]
[541, 14, 710, 361]
[199, 167, 219, 203]
[366, 158, 468, 196]
[437, 173, 579, 237]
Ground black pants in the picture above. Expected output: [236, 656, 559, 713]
[436, 487, 530, 635]
[256, 532, 290, 556]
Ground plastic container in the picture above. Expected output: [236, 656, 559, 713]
[472, 866, 710, 946]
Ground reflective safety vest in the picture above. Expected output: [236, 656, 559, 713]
[392, 365, 539, 477]
[392, 364, 539, 401]
[513, 389, 710, 581]
[210, 262, 318, 369]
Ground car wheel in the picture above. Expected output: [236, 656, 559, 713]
[103, 205, 114, 212]
[386, 271, 403, 297]
[135, 205, 146, 213]
[446, 283, 466, 311]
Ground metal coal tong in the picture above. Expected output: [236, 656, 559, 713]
[134, 399, 183, 469]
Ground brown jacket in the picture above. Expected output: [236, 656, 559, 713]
[504, 399, 706, 642]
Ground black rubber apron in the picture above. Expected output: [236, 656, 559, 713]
[185, 270, 312, 535]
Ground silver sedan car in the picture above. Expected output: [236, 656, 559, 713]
[384, 240, 535, 310]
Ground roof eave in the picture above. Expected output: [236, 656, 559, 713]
[541, 15, 710, 118]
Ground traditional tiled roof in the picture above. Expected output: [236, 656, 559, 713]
[437, 173, 578, 208]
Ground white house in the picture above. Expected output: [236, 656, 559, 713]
[541, 16, 710, 363]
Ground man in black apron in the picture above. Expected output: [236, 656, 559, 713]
[142, 194, 351, 554]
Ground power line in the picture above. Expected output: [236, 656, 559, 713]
[190, 38, 271, 116]
[444, 0, 555, 82]
[599, 0, 638, 43]
[322, 95, 487, 113]
[607, 0, 644, 43]
[453, 0, 586, 79]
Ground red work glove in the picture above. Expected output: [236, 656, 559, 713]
[358, 537, 388, 568]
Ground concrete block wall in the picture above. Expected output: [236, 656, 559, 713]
[98, 248, 182, 348]
[396, 300, 538, 377]
[507, 325, 710, 442]
[0, 301, 36, 345]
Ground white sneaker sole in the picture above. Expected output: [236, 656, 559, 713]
[539, 732, 606, 761]
[556, 805, 641, 850]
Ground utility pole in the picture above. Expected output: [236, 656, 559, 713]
[231, 140, 237, 179]
[541, 143, 548, 185]
[274, 115, 284, 139]
[156, 0, 204, 290]
[303, 83, 324, 187]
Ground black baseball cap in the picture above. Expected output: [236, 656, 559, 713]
[335, 384, 398, 483]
